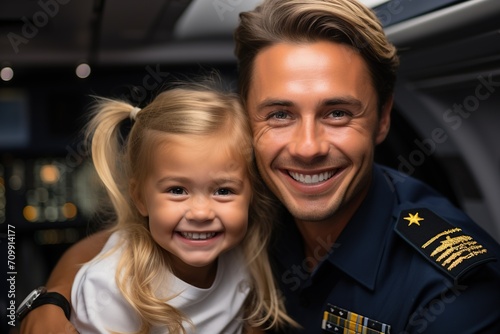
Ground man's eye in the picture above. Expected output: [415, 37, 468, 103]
[268, 110, 289, 120]
[328, 110, 354, 120]
[330, 110, 346, 118]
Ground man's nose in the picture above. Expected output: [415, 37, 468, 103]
[288, 118, 329, 161]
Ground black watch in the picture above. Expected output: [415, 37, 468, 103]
[16, 286, 71, 322]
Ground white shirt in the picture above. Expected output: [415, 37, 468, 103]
[71, 232, 250, 333]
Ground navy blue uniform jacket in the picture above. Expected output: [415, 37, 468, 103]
[270, 164, 500, 333]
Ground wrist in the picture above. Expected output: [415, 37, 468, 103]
[17, 286, 71, 322]
[45, 284, 72, 302]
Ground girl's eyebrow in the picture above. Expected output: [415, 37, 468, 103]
[213, 178, 245, 187]
[156, 176, 245, 186]
[156, 176, 189, 187]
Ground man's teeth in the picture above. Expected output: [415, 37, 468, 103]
[289, 171, 335, 184]
[180, 232, 216, 240]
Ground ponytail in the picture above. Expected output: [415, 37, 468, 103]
[85, 98, 136, 227]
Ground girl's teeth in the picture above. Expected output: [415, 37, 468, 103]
[180, 232, 216, 240]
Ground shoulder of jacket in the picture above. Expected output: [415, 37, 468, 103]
[394, 207, 496, 281]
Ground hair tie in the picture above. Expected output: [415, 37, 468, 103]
[130, 107, 141, 120]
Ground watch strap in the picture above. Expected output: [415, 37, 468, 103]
[30, 292, 71, 320]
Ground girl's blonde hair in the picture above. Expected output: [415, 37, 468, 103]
[85, 79, 296, 333]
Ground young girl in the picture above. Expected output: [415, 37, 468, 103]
[70, 81, 295, 333]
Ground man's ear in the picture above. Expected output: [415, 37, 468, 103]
[375, 95, 393, 145]
[130, 179, 148, 217]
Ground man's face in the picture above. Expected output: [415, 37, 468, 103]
[247, 41, 391, 224]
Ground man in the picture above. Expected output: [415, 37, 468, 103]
[20, 0, 500, 333]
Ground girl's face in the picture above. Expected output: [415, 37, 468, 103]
[133, 134, 252, 286]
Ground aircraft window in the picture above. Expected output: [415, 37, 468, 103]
[374, 0, 467, 27]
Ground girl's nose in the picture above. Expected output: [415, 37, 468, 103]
[185, 196, 216, 223]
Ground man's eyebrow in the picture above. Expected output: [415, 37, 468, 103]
[322, 96, 363, 108]
[256, 96, 364, 111]
[256, 99, 294, 111]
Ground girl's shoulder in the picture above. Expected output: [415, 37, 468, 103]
[76, 231, 125, 277]
[71, 231, 141, 333]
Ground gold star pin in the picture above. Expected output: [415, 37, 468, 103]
[404, 212, 424, 226]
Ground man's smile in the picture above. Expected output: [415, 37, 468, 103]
[287, 170, 337, 184]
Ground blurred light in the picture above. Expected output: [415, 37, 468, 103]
[1, 67, 14, 81]
[10, 160, 24, 191]
[23, 205, 38, 222]
[44, 205, 58, 222]
[9, 175, 22, 191]
[40, 164, 60, 184]
[75, 63, 91, 79]
[62, 202, 78, 219]
[42, 229, 59, 244]
[34, 228, 80, 245]
[35, 187, 49, 203]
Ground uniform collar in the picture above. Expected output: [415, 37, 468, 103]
[323, 164, 396, 290]
[271, 165, 397, 291]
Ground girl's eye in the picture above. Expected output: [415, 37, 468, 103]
[215, 188, 233, 196]
[167, 187, 186, 195]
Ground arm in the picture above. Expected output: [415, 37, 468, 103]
[243, 324, 265, 334]
[405, 265, 500, 333]
[19, 229, 111, 334]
